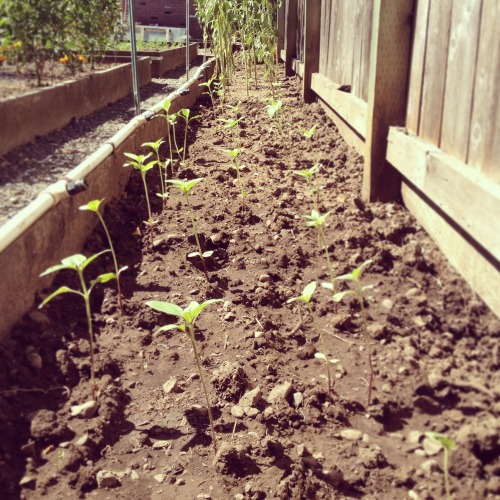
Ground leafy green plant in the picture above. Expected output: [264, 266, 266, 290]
[293, 164, 321, 211]
[304, 209, 335, 293]
[424, 432, 456, 500]
[302, 124, 318, 145]
[219, 117, 242, 148]
[39, 251, 114, 400]
[142, 139, 169, 203]
[287, 282, 335, 393]
[168, 112, 183, 160]
[329, 259, 375, 405]
[265, 98, 283, 138]
[166, 178, 212, 281]
[146, 298, 222, 452]
[79, 199, 128, 313]
[179, 108, 201, 163]
[123, 152, 157, 225]
[199, 74, 217, 115]
[223, 148, 247, 203]
[159, 99, 176, 167]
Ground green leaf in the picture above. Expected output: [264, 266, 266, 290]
[183, 299, 222, 325]
[352, 259, 373, 281]
[361, 284, 374, 293]
[167, 178, 204, 194]
[146, 301, 183, 318]
[155, 324, 184, 336]
[62, 254, 87, 268]
[94, 272, 116, 284]
[79, 198, 103, 213]
[80, 250, 111, 272]
[39, 286, 82, 308]
[302, 281, 317, 300]
[334, 272, 354, 282]
[321, 282, 333, 290]
[425, 432, 456, 450]
[332, 290, 356, 302]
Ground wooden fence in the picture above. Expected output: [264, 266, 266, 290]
[279, 0, 500, 319]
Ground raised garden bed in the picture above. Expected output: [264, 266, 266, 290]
[0, 62, 499, 500]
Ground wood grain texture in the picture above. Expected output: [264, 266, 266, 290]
[419, 0, 453, 145]
[440, 0, 482, 163]
[468, 0, 500, 181]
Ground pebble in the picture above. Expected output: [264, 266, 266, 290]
[163, 378, 181, 394]
[381, 383, 392, 393]
[152, 440, 171, 450]
[408, 431, 424, 444]
[268, 381, 292, 404]
[154, 473, 166, 483]
[224, 312, 236, 322]
[244, 407, 259, 418]
[96, 470, 121, 488]
[259, 274, 272, 283]
[420, 459, 440, 474]
[130, 470, 139, 480]
[19, 475, 36, 489]
[292, 392, 304, 408]
[231, 406, 245, 418]
[238, 387, 262, 407]
[70, 400, 98, 419]
[75, 434, 89, 447]
[339, 429, 363, 441]
[381, 298, 394, 310]
[175, 478, 185, 486]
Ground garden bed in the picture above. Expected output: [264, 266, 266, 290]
[0, 62, 499, 500]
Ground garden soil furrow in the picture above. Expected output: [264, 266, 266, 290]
[0, 62, 499, 500]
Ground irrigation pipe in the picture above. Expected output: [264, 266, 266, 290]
[0, 58, 216, 256]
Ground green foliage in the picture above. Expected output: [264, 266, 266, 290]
[179, 108, 201, 163]
[293, 164, 321, 211]
[425, 432, 456, 500]
[39, 251, 114, 400]
[0, 0, 121, 84]
[79, 198, 127, 313]
[142, 139, 169, 203]
[223, 148, 248, 202]
[146, 298, 222, 452]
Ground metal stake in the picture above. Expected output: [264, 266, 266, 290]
[128, 0, 141, 115]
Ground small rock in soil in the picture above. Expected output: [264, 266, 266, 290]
[268, 381, 293, 404]
[70, 400, 99, 419]
[420, 459, 440, 474]
[238, 387, 262, 407]
[339, 429, 363, 441]
[30, 409, 74, 442]
[163, 378, 182, 394]
[231, 406, 245, 418]
[96, 470, 121, 488]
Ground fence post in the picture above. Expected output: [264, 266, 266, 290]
[277, 1, 286, 57]
[303, 0, 321, 103]
[284, 0, 298, 77]
[363, 0, 413, 202]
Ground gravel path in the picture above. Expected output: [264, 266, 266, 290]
[0, 56, 206, 228]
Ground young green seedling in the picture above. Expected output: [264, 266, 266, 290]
[146, 298, 223, 452]
[223, 148, 248, 203]
[159, 99, 175, 166]
[79, 199, 128, 313]
[168, 112, 183, 161]
[166, 178, 212, 281]
[142, 138, 169, 203]
[304, 209, 335, 292]
[219, 117, 242, 148]
[293, 163, 321, 211]
[199, 74, 217, 116]
[330, 259, 375, 405]
[39, 251, 114, 400]
[178, 108, 201, 163]
[424, 432, 456, 500]
[123, 152, 157, 225]
[287, 282, 334, 394]
[265, 98, 283, 138]
[302, 124, 318, 147]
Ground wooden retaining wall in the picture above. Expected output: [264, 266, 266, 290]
[279, 0, 500, 318]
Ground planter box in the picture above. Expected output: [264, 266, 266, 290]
[0, 58, 152, 157]
[101, 43, 198, 77]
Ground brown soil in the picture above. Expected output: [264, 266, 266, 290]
[1, 62, 499, 500]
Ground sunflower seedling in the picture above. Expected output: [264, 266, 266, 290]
[39, 251, 114, 400]
[79, 199, 128, 313]
[265, 98, 283, 138]
[146, 299, 223, 452]
[178, 108, 201, 164]
[199, 74, 217, 116]
[123, 152, 157, 226]
[293, 164, 321, 211]
[302, 124, 318, 148]
[330, 259, 375, 405]
[304, 209, 335, 293]
[219, 117, 242, 148]
[142, 138, 170, 204]
[167, 178, 212, 281]
[287, 281, 334, 394]
[223, 148, 248, 203]
[424, 432, 456, 500]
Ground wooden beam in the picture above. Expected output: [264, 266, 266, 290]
[402, 182, 500, 320]
[284, 0, 298, 77]
[302, 0, 321, 103]
[311, 72, 368, 138]
[291, 58, 304, 79]
[387, 127, 500, 263]
[277, 1, 286, 55]
[363, 0, 414, 202]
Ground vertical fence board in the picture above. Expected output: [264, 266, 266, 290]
[440, 0, 482, 163]
[468, 0, 500, 181]
[285, 0, 298, 76]
[359, 0, 373, 102]
[296, 0, 305, 62]
[419, 0, 453, 145]
[363, 0, 414, 202]
[303, 0, 321, 102]
[406, 0, 430, 135]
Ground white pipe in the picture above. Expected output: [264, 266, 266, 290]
[0, 58, 216, 255]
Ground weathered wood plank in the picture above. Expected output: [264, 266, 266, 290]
[311, 72, 368, 137]
[284, 0, 298, 76]
[468, 0, 500, 182]
[387, 127, 500, 262]
[440, 0, 482, 163]
[359, 1, 373, 102]
[406, 0, 430, 134]
[319, 0, 332, 76]
[402, 182, 500, 320]
[303, 0, 321, 103]
[419, 0, 453, 145]
[363, 0, 414, 201]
